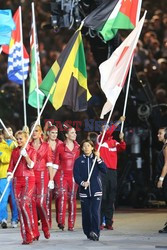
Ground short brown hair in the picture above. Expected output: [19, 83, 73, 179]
[80, 139, 95, 150]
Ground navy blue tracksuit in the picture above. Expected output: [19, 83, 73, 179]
[73, 154, 106, 238]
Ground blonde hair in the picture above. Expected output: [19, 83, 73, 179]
[22, 125, 30, 135]
[15, 130, 28, 139]
[30, 122, 43, 133]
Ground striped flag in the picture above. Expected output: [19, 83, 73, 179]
[28, 5, 44, 108]
[84, 0, 142, 41]
[3, 8, 29, 84]
[39, 29, 91, 112]
[99, 12, 146, 118]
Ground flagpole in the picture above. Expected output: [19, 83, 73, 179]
[86, 12, 147, 186]
[120, 58, 133, 133]
[19, 6, 27, 127]
[0, 119, 17, 147]
[31, 2, 40, 120]
[0, 92, 51, 203]
[120, 1, 143, 133]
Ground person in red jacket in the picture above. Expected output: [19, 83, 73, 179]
[46, 125, 63, 228]
[7, 130, 36, 245]
[88, 116, 126, 230]
[30, 124, 53, 240]
[50, 126, 80, 231]
[97, 116, 126, 230]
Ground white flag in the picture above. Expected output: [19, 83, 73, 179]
[99, 12, 146, 119]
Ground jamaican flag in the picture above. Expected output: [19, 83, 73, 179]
[39, 29, 91, 112]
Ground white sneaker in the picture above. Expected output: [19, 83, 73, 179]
[11, 221, 18, 228]
[1, 219, 7, 229]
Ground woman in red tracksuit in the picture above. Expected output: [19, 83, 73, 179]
[46, 125, 63, 228]
[50, 126, 80, 231]
[29, 124, 53, 240]
[7, 130, 36, 245]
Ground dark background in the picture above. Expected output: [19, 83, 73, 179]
[0, 0, 167, 207]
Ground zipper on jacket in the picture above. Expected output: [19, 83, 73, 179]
[88, 157, 91, 196]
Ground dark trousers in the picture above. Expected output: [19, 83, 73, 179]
[162, 176, 167, 202]
[101, 168, 117, 226]
[80, 196, 102, 238]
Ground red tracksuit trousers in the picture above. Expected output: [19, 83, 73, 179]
[32, 170, 50, 237]
[54, 170, 78, 229]
[13, 176, 35, 243]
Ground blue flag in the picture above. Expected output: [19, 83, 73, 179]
[7, 8, 29, 84]
[0, 9, 15, 45]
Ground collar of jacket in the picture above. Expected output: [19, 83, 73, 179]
[83, 153, 94, 159]
[63, 140, 79, 150]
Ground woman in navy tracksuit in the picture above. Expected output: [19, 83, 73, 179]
[73, 139, 106, 241]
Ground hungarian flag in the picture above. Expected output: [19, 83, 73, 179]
[2, 8, 29, 84]
[99, 12, 146, 119]
[39, 29, 91, 112]
[84, 0, 142, 41]
[28, 4, 44, 109]
[0, 9, 15, 45]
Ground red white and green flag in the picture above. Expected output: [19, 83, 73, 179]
[99, 12, 146, 118]
[84, 0, 142, 41]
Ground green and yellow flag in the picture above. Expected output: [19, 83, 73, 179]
[28, 6, 44, 108]
[39, 29, 91, 112]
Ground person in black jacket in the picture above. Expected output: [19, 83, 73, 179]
[73, 139, 106, 241]
[156, 127, 167, 233]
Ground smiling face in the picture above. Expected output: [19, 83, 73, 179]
[16, 133, 27, 148]
[82, 141, 94, 156]
[157, 128, 166, 142]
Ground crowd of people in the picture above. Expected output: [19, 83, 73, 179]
[0, 117, 128, 244]
[0, 0, 167, 245]
[1, 119, 166, 244]
[0, 0, 166, 132]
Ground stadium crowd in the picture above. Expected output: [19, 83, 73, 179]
[0, 0, 166, 134]
[0, 0, 167, 244]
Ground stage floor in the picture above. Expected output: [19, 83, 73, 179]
[0, 207, 167, 249]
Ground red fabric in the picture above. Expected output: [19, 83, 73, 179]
[46, 138, 63, 228]
[54, 141, 80, 171]
[97, 125, 126, 169]
[98, 124, 117, 143]
[48, 138, 63, 162]
[29, 141, 52, 235]
[120, 0, 141, 26]
[54, 140, 79, 228]
[8, 145, 36, 177]
[30, 141, 53, 171]
[54, 171, 78, 228]
[13, 176, 35, 242]
[32, 170, 50, 235]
